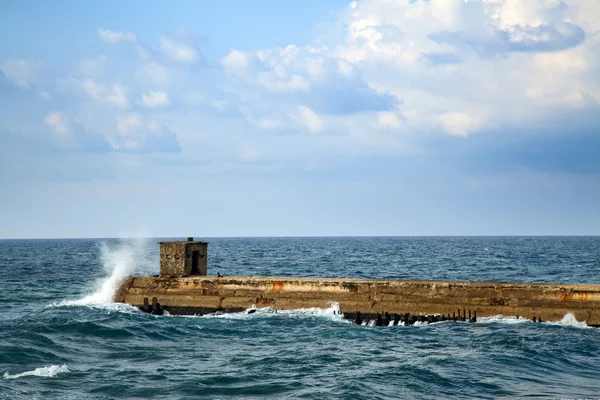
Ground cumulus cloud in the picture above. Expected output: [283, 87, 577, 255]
[377, 111, 401, 129]
[76, 79, 130, 108]
[98, 28, 137, 43]
[0, 58, 42, 87]
[97, 28, 151, 59]
[98, 27, 205, 65]
[221, 44, 397, 115]
[45, 112, 69, 138]
[428, 22, 586, 57]
[42, 112, 112, 151]
[222, 49, 250, 70]
[135, 63, 169, 86]
[112, 112, 180, 152]
[140, 90, 170, 108]
[159, 36, 199, 64]
[336, 0, 599, 136]
[216, 0, 599, 141]
[439, 112, 483, 138]
[294, 105, 323, 133]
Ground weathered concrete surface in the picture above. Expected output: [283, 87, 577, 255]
[116, 276, 600, 326]
[159, 241, 208, 276]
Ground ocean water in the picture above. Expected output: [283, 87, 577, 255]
[1, 236, 600, 399]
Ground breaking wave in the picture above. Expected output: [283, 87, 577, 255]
[546, 312, 589, 329]
[173, 303, 348, 323]
[477, 313, 591, 329]
[3, 365, 69, 380]
[51, 238, 153, 309]
[476, 315, 530, 325]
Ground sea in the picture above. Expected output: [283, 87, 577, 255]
[1, 236, 599, 399]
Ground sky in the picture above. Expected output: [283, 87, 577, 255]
[1, 0, 599, 238]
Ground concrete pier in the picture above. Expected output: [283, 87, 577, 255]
[116, 275, 600, 326]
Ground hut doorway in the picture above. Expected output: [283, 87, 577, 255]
[191, 251, 199, 275]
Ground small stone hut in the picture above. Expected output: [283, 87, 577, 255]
[159, 239, 208, 276]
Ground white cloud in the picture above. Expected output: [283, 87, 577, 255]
[439, 112, 483, 138]
[215, 0, 599, 141]
[295, 105, 323, 133]
[222, 49, 250, 70]
[136, 63, 169, 86]
[112, 112, 180, 152]
[159, 37, 199, 64]
[377, 111, 400, 129]
[140, 90, 170, 108]
[117, 112, 142, 135]
[114, 112, 145, 150]
[0, 58, 41, 87]
[222, 47, 311, 92]
[44, 112, 69, 138]
[97, 28, 136, 43]
[97, 28, 151, 59]
[77, 79, 130, 109]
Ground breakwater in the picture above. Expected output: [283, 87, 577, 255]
[116, 276, 600, 326]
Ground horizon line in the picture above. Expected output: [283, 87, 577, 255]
[1, 234, 599, 240]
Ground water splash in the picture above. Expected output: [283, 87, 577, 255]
[477, 313, 591, 329]
[55, 238, 153, 307]
[173, 303, 348, 323]
[3, 365, 69, 380]
[476, 315, 530, 325]
[546, 313, 589, 329]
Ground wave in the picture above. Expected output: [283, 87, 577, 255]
[50, 238, 153, 310]
[3, 364, 69, 380]
[172, 303, 349, 323]
[476, 315, 530, 325]
[545, 312, 589, 329]
[476, 313, 590, 329]
[47, 300, 140, 314]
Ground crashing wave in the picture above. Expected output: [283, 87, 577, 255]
[48, 238, 152, 312]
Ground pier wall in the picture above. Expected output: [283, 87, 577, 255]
[116, 276, 600, 325]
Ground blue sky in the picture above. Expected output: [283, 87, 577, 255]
[1, 0, 599, 238]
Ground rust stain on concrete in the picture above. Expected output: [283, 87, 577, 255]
[117, 276, 600, 326]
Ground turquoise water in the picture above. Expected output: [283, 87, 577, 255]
[1, 237, 600, 399]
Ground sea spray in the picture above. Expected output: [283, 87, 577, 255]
[3, 365, 70, 380]
[57, 238, 155, 306]
[547, 312, 590, 329]
[176, 303, 349, 323]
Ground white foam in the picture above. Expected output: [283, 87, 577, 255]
[171, 303, 349, 323]
[275, 302, 345, 319]
[476, 315, 530, 325]
[53, 238, 153, 308]
[3, 365, 69, 380]
[545, 313, 589, 329]
[476, 313, 591, 329]
[47, 301, 141, 314]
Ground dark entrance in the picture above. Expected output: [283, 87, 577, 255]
[191, 251, 199, 275]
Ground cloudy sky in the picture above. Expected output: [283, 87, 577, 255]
[1, 0, 599, 238]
